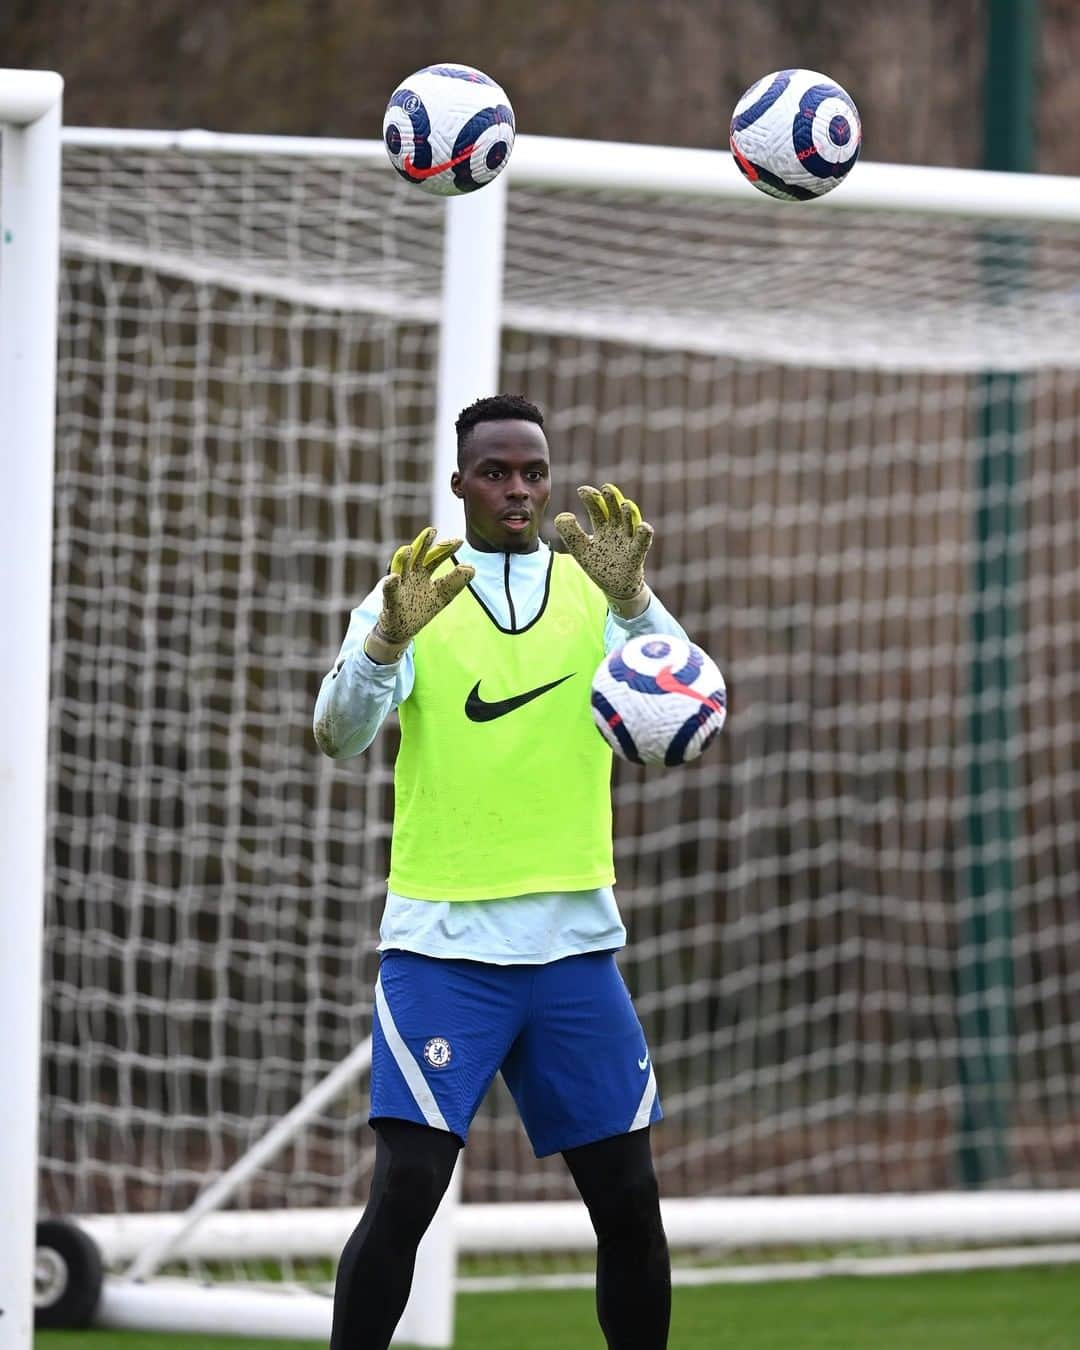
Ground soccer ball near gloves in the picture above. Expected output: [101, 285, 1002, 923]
[591, 635, 727, 767]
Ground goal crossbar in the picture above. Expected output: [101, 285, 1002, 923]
[61, 125, 1080, 222]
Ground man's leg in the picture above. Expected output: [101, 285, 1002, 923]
[328, 1118, 461, 1350]
[562, 1127, 671, 1350]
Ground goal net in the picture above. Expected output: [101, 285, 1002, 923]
[39, 131, 1080, 1332]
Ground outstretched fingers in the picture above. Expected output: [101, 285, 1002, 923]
[599, 482, 625, 523]
[391, 526, 436, 577]
[629, 519, 655, 566]
[391, 526, 467, 578]
[553, 510, 590, 558]
[576, 485, 609, 532]
[563, 480, 650, 563]
[599, 483, 644, 539]
[618, 497, 642, 538]
[431, 563, 475, 606]
[423, 537, 464, 571]
[378, 572, 405, 633]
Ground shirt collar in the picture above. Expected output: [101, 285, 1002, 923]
[457, 537, 551, 570]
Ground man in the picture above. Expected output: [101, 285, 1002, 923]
[314, 393, 687, 1349]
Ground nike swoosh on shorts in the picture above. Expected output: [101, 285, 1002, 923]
[464, 673, 574, 722]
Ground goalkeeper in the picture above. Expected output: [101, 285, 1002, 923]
[314, 394, 689, 1350]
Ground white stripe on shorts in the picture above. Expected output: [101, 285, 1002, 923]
[374, 974, 450, 1132]
[629, 1063, 658, 1132]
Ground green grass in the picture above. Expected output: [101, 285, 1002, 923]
[36, 1264, 1080, 1349]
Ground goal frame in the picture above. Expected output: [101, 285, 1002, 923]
[24, 119, 1080, 1341]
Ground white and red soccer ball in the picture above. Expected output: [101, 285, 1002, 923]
[591, 635, 727, 767]
[730, 68, 861, 202]
[383, 63, 515, 197]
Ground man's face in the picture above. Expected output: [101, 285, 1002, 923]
[451, 419, 551, 553]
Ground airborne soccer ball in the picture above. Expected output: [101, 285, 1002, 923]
[591, 635, 727, 767]
[730, 68, 861, 202]
[382, 63, 515, 197]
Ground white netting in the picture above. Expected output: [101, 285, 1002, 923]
[41, 140, 1080, 1288]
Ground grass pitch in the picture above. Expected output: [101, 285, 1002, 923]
[36, 1263, 1080, 1349]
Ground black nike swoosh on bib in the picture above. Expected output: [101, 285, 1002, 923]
[464, 674, 574, 722]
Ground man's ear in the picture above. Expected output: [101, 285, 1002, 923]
[450, 471, 463, 499]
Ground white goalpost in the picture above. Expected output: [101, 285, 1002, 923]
[22, 112, 1080, 1342]
[0, 67, 63, 1350]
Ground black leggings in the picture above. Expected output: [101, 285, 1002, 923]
[563, 1128, 672, 1349]
[328, 1119, 670, 1350]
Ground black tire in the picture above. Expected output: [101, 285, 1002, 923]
[34, 1218, 105, 1329]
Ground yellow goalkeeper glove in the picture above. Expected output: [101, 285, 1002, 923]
[364, 527, 475, 663]
[554, 482, 654, 617]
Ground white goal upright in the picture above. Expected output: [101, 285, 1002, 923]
[21, 119, 1080, 1341]
[0, 67, 64, 1350]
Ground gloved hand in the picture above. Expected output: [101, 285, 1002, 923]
[364, 527, 475, 663]
[554, 482, 654, 617]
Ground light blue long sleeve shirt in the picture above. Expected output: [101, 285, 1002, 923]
[314, 538, 688, 964]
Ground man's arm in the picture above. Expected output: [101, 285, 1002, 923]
[313, 528, 474, 760]
[555, 481, 661, 622]
[313, 581, 413, 759]
[603, 589, 688, 654]
[554, 481, 691, 651]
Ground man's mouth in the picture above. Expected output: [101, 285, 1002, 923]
[501, 511, 531, 530]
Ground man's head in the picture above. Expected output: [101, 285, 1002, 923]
[451, 394, 551, 553]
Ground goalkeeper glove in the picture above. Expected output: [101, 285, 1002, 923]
[364, 527, 475, 664]
[554, 482, 654, 618]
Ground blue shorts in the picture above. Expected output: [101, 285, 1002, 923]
[370, 949, 661, 1158]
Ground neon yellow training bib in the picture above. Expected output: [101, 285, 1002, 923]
[388, 552, 614, 901]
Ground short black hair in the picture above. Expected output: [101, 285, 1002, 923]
[455, 393, 545, 464]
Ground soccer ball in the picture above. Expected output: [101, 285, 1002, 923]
[591, 635, 727, 767]
[730, 68, 861, 202]
[382, 63, 515, 197]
